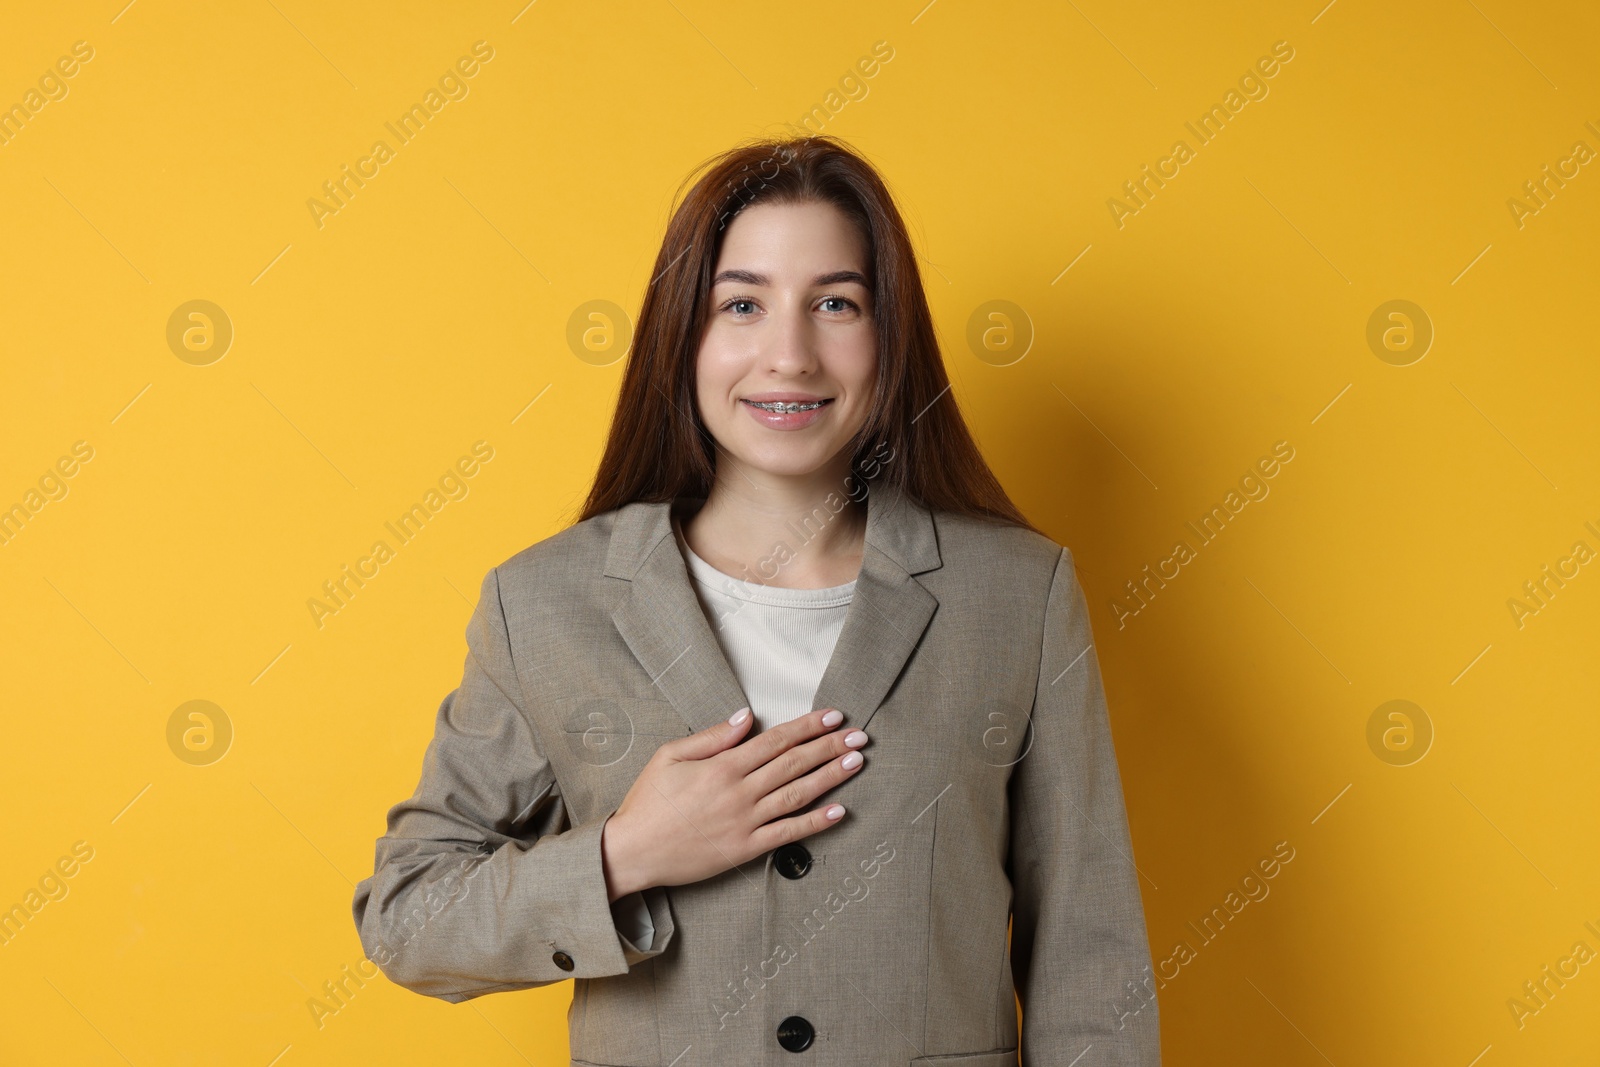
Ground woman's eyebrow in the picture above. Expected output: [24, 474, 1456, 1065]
[711, 268, 870, 287]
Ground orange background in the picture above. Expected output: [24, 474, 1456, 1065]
[2, 1, 1597, 1063]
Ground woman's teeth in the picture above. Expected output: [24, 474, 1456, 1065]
[746, 399, 828, 413]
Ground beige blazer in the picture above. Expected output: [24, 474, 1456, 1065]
[352, 481, 1161, 1066]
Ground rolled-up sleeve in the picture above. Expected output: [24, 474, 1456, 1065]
[610, 891, 656, 952]
[1006, 546, 1160, 1064]
[351, 565, 676, 1003]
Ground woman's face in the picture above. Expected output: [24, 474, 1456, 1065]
[694, 199, 877, 488]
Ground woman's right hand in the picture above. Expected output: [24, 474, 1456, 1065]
[599, 707, 869, 900]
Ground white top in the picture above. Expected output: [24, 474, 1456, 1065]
[608, 514, 858, 951]
[675, 514, 856, 733]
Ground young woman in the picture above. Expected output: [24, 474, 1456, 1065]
[353, 135, 1161, 1065]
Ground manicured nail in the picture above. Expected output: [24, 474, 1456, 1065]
[825, 804, 845, 820]
[729, 707, 750, 725]
[843, 730, 868, 748]
[820, 709, 843, 728]
[841, 751, 863, 770]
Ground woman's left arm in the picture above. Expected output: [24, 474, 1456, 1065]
[1006, 545, 1161, 1064]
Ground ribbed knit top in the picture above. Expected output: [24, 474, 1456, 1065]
[671, 512, 856, 735]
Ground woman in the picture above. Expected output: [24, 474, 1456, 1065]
[353, 135, 1160, 1065]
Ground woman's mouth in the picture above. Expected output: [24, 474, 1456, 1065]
[744, 399, 830, 413]
[740, 397, 833, 429]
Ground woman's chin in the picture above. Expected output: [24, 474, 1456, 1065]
[729, 451, 839, 483]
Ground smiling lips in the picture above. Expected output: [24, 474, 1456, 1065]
[740, 396, 833, 429]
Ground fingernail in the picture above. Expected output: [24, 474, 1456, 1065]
[729, 707, 750, 725]
[841, 751, 863, 770]
[843, 730, 867, 748]
[821, 709, 843, 728]
[825, 804, 845, 820]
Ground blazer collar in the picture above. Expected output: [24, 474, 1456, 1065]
[605, 481, 942, 736]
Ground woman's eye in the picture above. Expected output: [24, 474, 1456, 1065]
[820, 296, 856, 313]
[726, 298, 757, 315]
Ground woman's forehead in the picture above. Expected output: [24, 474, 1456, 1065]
[713, 201, 869, 278]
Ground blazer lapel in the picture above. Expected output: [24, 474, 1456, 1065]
[605, 481, 943, 737]
[607, 501, 753, 734]
[810, 482, 941, 735]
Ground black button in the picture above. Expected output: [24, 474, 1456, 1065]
[774, 843, 812, 879]
[776, 1014, 814, 1052]
[552, 950, 574, 971]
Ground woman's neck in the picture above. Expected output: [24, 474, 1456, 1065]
[679, 473, 868, 590]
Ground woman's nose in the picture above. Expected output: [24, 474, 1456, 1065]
[759, 300, 819, 373]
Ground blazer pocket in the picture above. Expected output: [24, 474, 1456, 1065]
[908, 1050, 1019, 1066]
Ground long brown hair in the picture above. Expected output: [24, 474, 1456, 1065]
[577, 134, 1039, 535]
